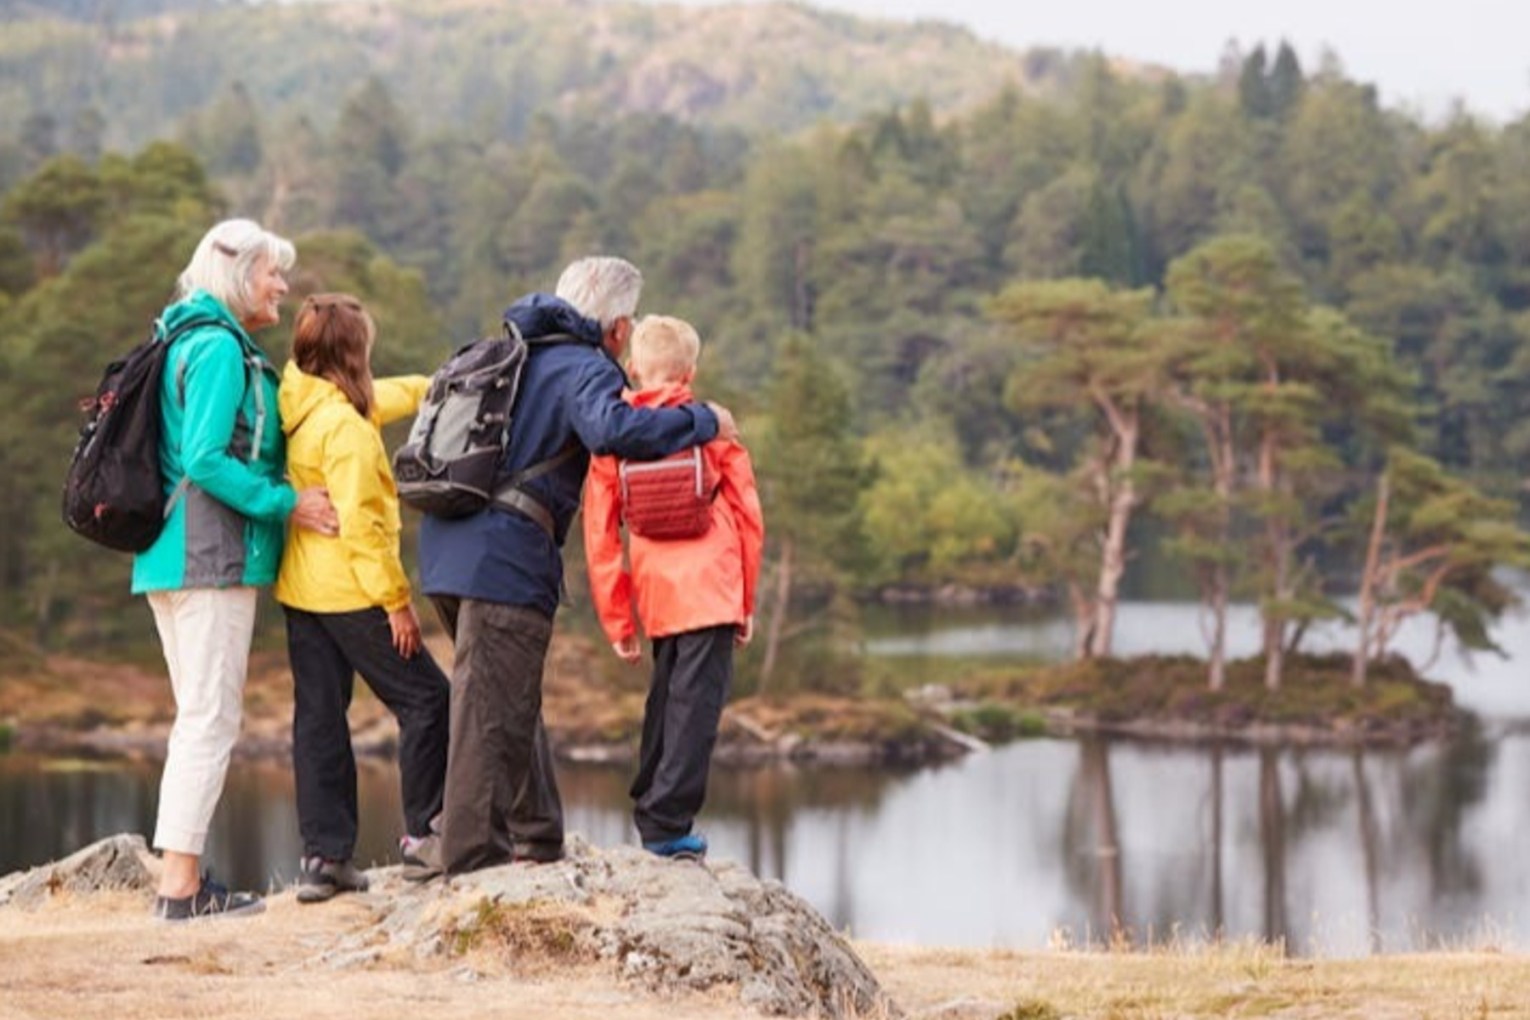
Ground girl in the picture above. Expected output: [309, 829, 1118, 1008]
[274, 293, 448, 902]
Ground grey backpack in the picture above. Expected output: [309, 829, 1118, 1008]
[392, 324, 576, 534]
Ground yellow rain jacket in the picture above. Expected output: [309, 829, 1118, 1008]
[273, 362, 429, 613]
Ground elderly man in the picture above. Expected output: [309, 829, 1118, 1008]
[414, 257, 735, 876]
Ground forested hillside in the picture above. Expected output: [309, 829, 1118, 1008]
[0, 0, 1066, 148]
[3, 0, 1529, 693]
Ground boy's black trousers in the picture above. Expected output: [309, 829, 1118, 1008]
[284, 606, 450, 861]
[631, 625, 735, 844]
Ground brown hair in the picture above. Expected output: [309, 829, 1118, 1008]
[292, 293, 376, 418]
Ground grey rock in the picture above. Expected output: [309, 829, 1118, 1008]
[2, 832, 899, 1017]
[0, 833, 154, 909]
[355, 836, 900, 1018]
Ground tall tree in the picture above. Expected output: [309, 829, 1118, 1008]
[1162, 236, 1301, 688]
[753, 336, 868, 692]
[990, 278, 1166, 658]
[1, 154, 106, 276]
[1351, 448, 1530, 685]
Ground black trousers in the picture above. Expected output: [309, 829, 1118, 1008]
[431, 596, 564, 874]
[631, 625, 734, 844]
[284, 606, 450, 861]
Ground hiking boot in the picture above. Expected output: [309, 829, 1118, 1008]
[295, 856, 370, 904]
[400, 834, 442, 882]
[152, 874, 265, 922]
[513, 840, 565, 865]
[642, 833, 708, 861]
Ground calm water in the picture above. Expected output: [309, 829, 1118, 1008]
[5, 595, 1530, 955]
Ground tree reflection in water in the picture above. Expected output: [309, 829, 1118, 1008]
[0, 728, 1517, 952]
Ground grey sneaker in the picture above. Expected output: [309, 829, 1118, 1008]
[295, 856, 370, 904]
[152, 874, 265, 922]
[400, 834, 442, 882]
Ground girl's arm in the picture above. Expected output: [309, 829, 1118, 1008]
[372, 375, 431, 426]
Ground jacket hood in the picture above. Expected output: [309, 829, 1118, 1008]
[161, 288, 251, 343]
[627, 382, 694, 409]
[502, 293, 603, 346]
[279, 361, 349, 436]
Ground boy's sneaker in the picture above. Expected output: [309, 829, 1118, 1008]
[295, 856, 370, 904]
[152, 874, 265, 922]
[400, 834, 442, 882]
[643, 833, 708, 861]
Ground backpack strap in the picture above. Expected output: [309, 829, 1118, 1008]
[491, 441, 582, 539]
[478, 329, 589, 538]
[164, 318, 266, 519]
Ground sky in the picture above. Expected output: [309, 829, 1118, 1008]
[666, 0, 1530, 122]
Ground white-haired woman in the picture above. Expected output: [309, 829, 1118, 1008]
[132, 218, 337, 921]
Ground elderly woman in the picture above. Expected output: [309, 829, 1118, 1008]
[132, 219, 337, 921]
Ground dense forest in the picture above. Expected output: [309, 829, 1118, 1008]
[2, 0, 1529, 693]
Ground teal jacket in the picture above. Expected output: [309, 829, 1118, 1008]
[131, 290, 297, 593]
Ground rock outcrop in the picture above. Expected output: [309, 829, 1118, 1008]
[0, 833, 155, 909]
[1, 834, 897, 1018]
[337, 835, 896, 1017]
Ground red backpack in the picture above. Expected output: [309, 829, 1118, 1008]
[619, 446, 718, 541]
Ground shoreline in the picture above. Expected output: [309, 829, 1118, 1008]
[0, 640, 1468, 768]
[5, 699, 1466, 767]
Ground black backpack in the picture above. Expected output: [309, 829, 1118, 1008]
[61, 316, 225, 553]
[393, 324, 579, 535]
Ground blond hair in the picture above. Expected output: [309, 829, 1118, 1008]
[628, 315, 701, 387]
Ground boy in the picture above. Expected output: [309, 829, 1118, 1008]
[582, 315, 765, 859]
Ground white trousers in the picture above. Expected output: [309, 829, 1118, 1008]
[146, 587, 258, 856]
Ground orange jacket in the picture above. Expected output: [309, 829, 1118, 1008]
[583, 383, 764, 643]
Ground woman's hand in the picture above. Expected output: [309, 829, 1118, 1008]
[292, 487, 339, 536]
[389, 604, 423, 659]
[736, 615, 754, 647]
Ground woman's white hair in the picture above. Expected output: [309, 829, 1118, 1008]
[555, 256, 643, 329]
[177, 218, 296, 321]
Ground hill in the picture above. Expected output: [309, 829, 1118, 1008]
[0, 0, 1088, 148]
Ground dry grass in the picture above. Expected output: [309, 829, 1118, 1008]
[4, 890, 1529, 1020]
[862, 940, 1530, 1019]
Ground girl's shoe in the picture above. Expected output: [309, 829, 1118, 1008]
[295, 856, 370, 903]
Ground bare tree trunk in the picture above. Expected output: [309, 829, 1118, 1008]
[1352, 471, 1389, 688]
[264, 169, 291, 230]
[791, 241, 814, 332]
[32, 558, 60, 648]
[1208, 565, 1229, 691]
[1207, 409, 1235, 692]
[1263, 526, 1290, 691]
[758, 537, 793, 695]
[1089, 415, 1138, 659]
[1069, 582, 1096, 662]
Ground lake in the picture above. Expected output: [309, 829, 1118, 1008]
[4, 594, 1530, 955]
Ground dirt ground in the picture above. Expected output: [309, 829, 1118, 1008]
[3, 889, 1530, 1020]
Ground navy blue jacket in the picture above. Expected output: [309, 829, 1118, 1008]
[418, 294, 719, 614]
